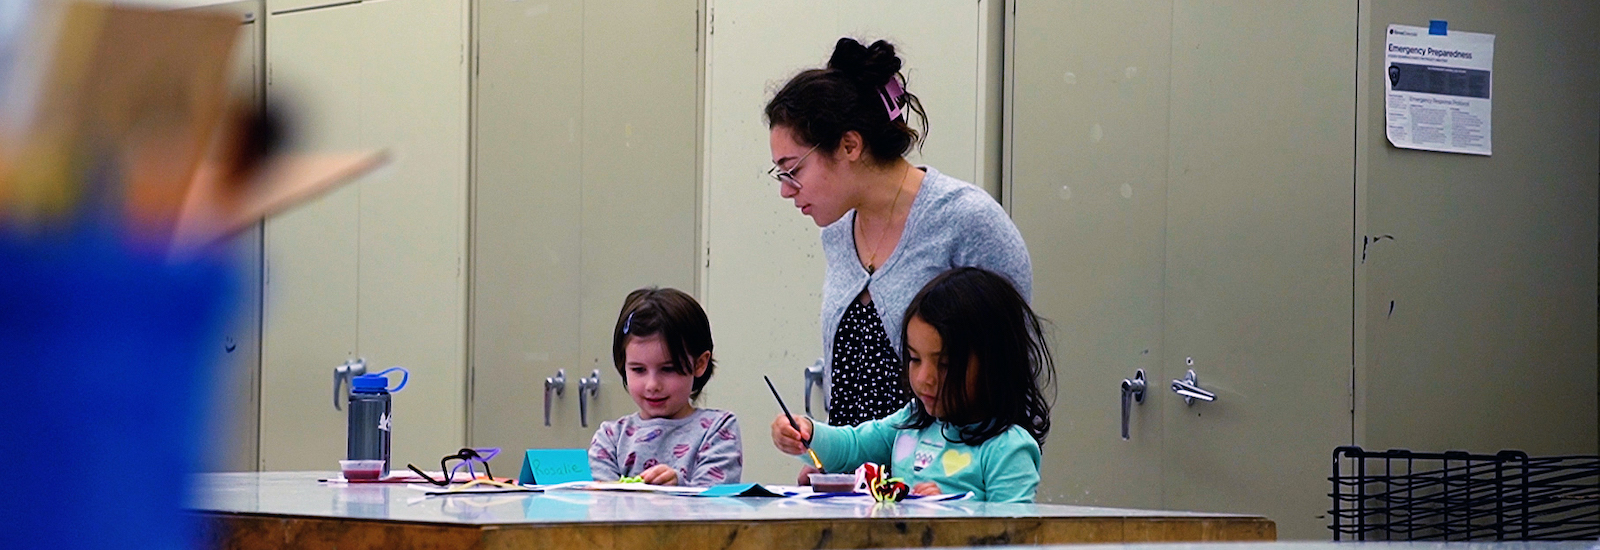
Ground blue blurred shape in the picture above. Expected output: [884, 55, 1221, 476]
[0, 231, 237, 550]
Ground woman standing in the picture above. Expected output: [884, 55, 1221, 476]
[765, 38, 1032, 429]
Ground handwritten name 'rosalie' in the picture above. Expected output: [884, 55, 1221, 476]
[532, 460, 585, 476]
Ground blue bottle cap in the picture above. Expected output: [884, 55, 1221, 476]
[351, 374, 390, 392]
[351, 367, 409, 393]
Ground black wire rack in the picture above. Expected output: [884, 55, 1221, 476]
[1330, 446, 1600, 541]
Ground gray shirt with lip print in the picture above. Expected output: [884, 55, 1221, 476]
[588, 408, 742, 486]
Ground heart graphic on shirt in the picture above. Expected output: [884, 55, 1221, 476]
[941, 450, 972, 476]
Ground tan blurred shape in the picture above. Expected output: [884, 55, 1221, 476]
[0, 1, 386, 256]
[170, 150, 388, 256]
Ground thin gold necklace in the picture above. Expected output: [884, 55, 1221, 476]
[862, 166, 910, 275]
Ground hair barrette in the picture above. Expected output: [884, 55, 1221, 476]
[622, 311, 634, 334]
[879, 76, 905, 121]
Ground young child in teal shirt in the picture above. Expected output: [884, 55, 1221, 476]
[771, 267, 1056, 502]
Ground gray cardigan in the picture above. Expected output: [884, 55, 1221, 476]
[817, 166, 1032, 407]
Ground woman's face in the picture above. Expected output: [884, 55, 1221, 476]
[769, 125, 853, 227]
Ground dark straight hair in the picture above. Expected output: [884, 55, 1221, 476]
[898, 267, 1056, 446]
[611, 287, 717, 400]
[764, 37, 929, 166]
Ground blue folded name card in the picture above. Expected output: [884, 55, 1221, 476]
[519, 449, 591, 485]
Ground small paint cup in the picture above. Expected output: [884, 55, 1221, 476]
[339, 459, 385, 481]
[808, 473, 856, 493]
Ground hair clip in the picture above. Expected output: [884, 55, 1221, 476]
[879, 76, 905, 121]
[622, 311, 634, 334]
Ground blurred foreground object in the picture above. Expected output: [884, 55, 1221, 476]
[0, 229, 237, 550]
[0, 2, 384, 549]
[0, 1, 386, 255]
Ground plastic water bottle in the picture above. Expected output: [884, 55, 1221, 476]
[346, 367, 409, 476]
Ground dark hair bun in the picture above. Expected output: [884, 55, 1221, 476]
[766, 37, 928, 164]
[826, 37, 902, 87]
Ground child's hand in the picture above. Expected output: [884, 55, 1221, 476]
[639, 464, 679, 486]
[796, 464, 821, 485]
[911, 482, 942, 496]
[770, 414, 813, 455]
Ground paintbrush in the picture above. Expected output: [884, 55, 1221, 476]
[763, 375, 824, 472]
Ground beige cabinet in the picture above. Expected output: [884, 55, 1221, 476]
[1009, 0, 1597, 540]
[249, 0, 698, 477]
[110, 0, 271, 475]
[468, 0, 703, 475]
[233, 0, 1594, 522]
[701, 0, 1007, 486]
[1008, 0, 1355, 539]
[196, 0, 266, 473]
[1157, 1, 1356, 535]
[471, 0, 1007, 483]
[260, 0, 468, 472]
[1006, 0, 1172, 511]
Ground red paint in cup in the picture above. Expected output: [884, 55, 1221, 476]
[340, 459, 384, 481]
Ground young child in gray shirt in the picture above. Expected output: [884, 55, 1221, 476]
[589, 288, 742, 486]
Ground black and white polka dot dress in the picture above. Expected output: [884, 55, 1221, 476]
[828, 299, 912, 426]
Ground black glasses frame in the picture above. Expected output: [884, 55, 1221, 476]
[407, 447, 495, 486]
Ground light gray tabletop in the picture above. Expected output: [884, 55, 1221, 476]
[189, 472, 1259, 526]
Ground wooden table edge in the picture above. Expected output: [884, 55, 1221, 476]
[196, 510, 1275, 549]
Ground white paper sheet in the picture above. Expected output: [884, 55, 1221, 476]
[1384, 24, 1495, 155]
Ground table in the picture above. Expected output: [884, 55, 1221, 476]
[191, 472, 1276, 549]
[932, 542, 1596, 550]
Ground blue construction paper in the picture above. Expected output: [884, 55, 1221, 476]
[519, 449, 591, 484]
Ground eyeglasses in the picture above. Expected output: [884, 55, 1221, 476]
[408, 447, 500, 486]
[766, 144, 819, 190]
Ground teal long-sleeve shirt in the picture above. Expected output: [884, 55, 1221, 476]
[806, 403, 1041, 503]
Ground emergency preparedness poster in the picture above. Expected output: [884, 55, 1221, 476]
[1384, 24, 1495, 156]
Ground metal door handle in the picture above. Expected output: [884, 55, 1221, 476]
[333, 358, 367, 411]
[578, 370, 601, 427]
[1120, 369, 1146, 440]
[803, 358, 825, 417]
[1171, 369, 1216, 405]
[543, 369, 565, 426]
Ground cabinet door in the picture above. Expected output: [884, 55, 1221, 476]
[469, 0, 586, 474]
[261, 0, 362, 471]
[577, 0, 702, 447]
[354, 0, 469, 474]
[1007, 0, 1172, 509]
[470, 0, 702, 476]
[1159, 0, 1354, 539]
[1008, 0, 1354, 539]
[262, 0, 467, 471]
[207, 5, 265, 473]
[265, 0, 347, 13]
